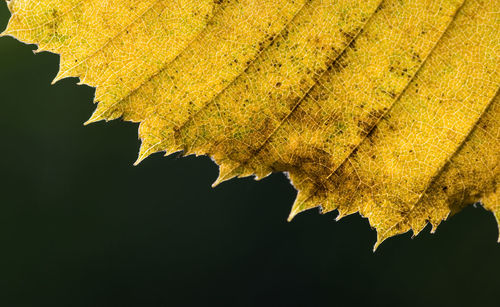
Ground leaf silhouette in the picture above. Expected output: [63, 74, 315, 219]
[3, 0, 498, 248]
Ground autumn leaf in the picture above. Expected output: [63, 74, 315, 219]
[2, 0, 498, 249]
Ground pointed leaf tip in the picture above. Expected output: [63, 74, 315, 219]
[211, 173, 231, 188]
[134, 146, 154, 166]
[373, 233, 387, 252]
[287, 207, 299, 222]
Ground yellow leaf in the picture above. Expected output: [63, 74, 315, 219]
[3, 0, 499, 248]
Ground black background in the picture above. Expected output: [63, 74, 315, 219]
[1, 3, 499, 306]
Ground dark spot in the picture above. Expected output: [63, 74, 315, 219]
[339, 28, 356, 42]
[329, 56, 348, 73]
[274, 144, 332, 179]
[375, 2, 384, 13]
[379, 88, 396, 99]
[411, 51, 422, 63]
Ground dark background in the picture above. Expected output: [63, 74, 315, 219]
[1, 3, 499, 306]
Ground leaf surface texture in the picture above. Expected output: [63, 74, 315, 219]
[4, 0, 499, 247]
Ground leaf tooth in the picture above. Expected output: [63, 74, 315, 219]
[51, 68, 72, 85]
[134, 138, 165, 166]
[410, 222, 428, 239]
[334, 211, 346, 222]
[211, 160, 270, 187]
[84, 103, 108, 125]
[373, 234, 386, 252]
[482, 190, 500, 242]
[134, 149, 151, 166]
[288, 189, 319, 221]
[0, 29, 10, 38]
[212, 163, 236, 188]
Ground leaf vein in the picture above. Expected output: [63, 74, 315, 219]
[294, 0, 467, 212]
